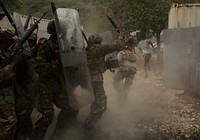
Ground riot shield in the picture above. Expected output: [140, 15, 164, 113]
[53, 8, 93, 108]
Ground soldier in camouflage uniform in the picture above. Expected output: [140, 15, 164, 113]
[0, 28, 22, 140]
[14, 32, 39, 140]
[0, 27, 38, 140]
[84, 33, 123, 136]
[31, 20, 78, 140]
[113, 37, 138, 103]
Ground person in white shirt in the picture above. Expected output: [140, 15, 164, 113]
[138, 39, 154, 78]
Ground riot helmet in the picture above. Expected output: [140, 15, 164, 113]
[88, 33, 103, 44]
[47, 19, 56, 35]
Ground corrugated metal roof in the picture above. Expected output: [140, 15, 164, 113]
[172, 3, 200, 8]
[168, 3, 200, 29]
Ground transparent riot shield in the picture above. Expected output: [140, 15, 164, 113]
[54, 8, 93, 108]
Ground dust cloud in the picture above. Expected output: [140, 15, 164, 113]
[36, 60, 169, 140]
[30, 54, 159, 140]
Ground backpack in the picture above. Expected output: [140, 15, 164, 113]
[121, 50, 136, 62]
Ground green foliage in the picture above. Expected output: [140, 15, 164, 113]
[95, 0, 200, 64]
[2, 0, 200, 37]
[95, 0, 200, 40]
[1, 0, 22, 11]
[173, 0, 200, 3]
[2, 0, 91, 18]
[95, 0, 172, 39]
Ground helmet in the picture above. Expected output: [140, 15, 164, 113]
[88, 33, 103, 44]
[47, 19, 56, 35]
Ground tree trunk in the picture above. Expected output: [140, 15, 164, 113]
[156, 33, 162, 66]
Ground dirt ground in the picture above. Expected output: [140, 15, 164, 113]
[32, 56, 200, 140]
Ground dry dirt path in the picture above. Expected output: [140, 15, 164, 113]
[96, 70, 200, 140]
[36, 69, 200, 140]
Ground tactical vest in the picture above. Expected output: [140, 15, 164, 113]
[121, 50, 136, 62]
[36, 38, 62, 80]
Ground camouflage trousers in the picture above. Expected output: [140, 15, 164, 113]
[0, 86, 17, 140]
[84, 80, 107, 130]
[113, 66, 137, 101]
[14, 84, 34, 140]
[31, 79, 78, 140]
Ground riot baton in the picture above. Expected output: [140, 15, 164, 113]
[82, 30, 88, 46]
[106, 15, 120, 34]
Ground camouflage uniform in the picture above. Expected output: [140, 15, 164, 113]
[1, 29, 39, 140]
[84, 33, 123, 132]
[113, 38, 137, 102]
[0, 30, 17, 140]
[31, 20, 78, 140]
[14, 57, 38, 140]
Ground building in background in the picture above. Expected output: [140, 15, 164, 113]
[0, 13, 50, 38]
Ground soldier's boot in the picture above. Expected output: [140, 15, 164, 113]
[30, 108, 54, 140]
[83, 113, 99, 140]
[83, 102, 106, 139]
[51, 106, 78, 139]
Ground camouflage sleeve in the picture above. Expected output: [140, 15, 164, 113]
[0, 65, 14, 82]
[34, 39, 50, 74]
[35, 38, 52, 65]
[95, 43, 123, 56]
[36, 45, 48, 63]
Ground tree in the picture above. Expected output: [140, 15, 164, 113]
[1, 0, 23, 11]
[95, 0, 170, 64]
[95, 0, 200, 65]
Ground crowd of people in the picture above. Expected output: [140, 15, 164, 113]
[0, 13, 154, 140]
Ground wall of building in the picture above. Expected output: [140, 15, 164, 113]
[168, 3, 200, 28]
